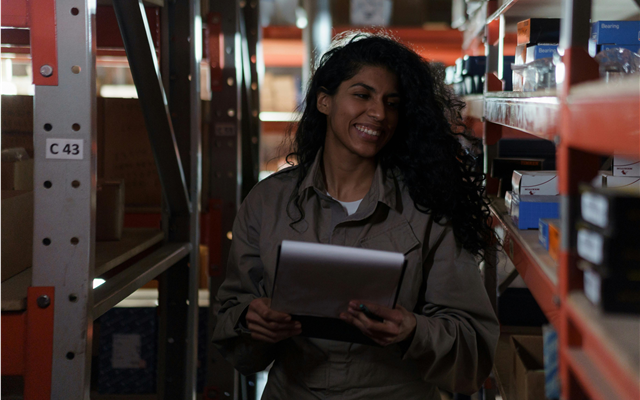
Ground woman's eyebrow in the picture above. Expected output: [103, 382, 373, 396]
[349, 83, 400, 97]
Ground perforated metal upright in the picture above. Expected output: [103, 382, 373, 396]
[205, 0, 244, 397]
[31, 0, 97, 397]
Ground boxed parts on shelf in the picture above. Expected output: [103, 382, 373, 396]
[509, 335, 547, 400]
[96, 179, 125, 241]
[512, 170, 559, 196]
[601, 174, 640, 191]
[576, 221, 640, 271]
[1, 190, 33, 282]
[581, 186, 640, 231]
[580, 260, 640, 314]
[517, 18, 561, 46]
[510, 193, 560, 229]
[538, 218, 560, 262]
[526, 44, 559, 62]
[590, 20, 640, 45]
[491, 158, 545, 197]
[613, 154, 640, 176]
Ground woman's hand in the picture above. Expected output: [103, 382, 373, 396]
[340, 301, 417, 347]
[245, 298, 302, 343]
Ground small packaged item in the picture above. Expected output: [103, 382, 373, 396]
[512, 170, 559, 196]
[594, 47, 640, 82]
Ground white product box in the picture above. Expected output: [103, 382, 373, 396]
[602, 174, 640, 193]
[613, 155, 640, 177]
[512, 170, 559, 196]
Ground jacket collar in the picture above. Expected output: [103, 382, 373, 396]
[298, 148, 397, 211]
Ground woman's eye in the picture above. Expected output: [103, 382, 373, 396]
[354, 93, 369, 99]
[388, 102, 400, 108]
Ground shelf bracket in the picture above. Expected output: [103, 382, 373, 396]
[112, 0, 192, 217]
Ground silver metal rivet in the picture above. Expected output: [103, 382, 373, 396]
[37, 295, 51, 308]
[227, 109, 235, 117]
[40, 64, 54, 77]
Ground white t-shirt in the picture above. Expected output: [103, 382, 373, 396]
[334, 198, 363, 216]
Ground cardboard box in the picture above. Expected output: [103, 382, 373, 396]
[512, 170, 559, 196]
[517, 18, 561, 46]
[96, 179, 125, 241]
[511, 194, 560, 230]
[1, 158, 34, 191]
[526, 44, 559, 62]
[1, 190, 33, 282]
[102, 98, 162, 207]
[613, 155, 640, 177]
[590, 20, 640, 45]
[492, 158, 544, 197]
[510, 335, 546, 400]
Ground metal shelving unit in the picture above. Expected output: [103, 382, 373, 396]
[461, 0, 640, 399]
[1, 0, 203, 397]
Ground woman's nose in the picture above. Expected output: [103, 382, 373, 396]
[367, 100, 384, 121]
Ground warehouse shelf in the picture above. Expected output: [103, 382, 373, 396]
[565, 292, 640, 400]
[484, 91, 559, 140]
[1, 268, 31, 312]
[564, 349, 625, 400]
[93, 242, 191, 319]
[1, 228, 167, 313]
[489, 200, 560, 326]
[565, 76, 640, 156]
[485, 0, 638, 30]
[95, 228, 164, 276]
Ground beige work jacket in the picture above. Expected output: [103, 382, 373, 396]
[213, 150, 499, 399]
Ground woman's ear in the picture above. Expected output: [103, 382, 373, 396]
[316, 89, 331, 115]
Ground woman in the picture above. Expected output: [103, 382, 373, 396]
[213, 32, 499, 399]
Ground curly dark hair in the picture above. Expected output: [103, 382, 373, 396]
[285, 31, 494, 260]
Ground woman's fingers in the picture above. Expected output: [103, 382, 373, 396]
[246, 298, 301, 343]
[341, 301, 417, 345]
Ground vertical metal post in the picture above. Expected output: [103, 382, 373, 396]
[206, 0, 243, 397]
[302, 0, 332, 88]
[239, 0, 261, 200]
[156, 0, 201, 397]
[31, 0, 97, 398]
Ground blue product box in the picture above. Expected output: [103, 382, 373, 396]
[539, 219, 550, 249]
[601, 44, 640, 53]
[526, 45, 559, 63]
[590, 21, 640, 44]
[511, 194, 560, 229]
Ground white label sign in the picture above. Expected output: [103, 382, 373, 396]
[577, 229, 604, 265]
[46, 139, 83, 160]
[581, 192, 608, 228]
[112, 333, 144, 369]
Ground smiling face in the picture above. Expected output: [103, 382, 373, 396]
[317, 65, 400, 161]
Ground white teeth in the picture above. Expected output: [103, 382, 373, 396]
[356, 125, 380, 137]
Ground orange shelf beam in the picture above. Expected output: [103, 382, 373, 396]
[490, 203, 560, 328]
[565, 294, 640, 400]
[564, 81, 640, 156]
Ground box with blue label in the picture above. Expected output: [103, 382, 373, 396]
[526, 45, 559, 62]
[591, 21, 640, 44]
[511, 194, 560, 229]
